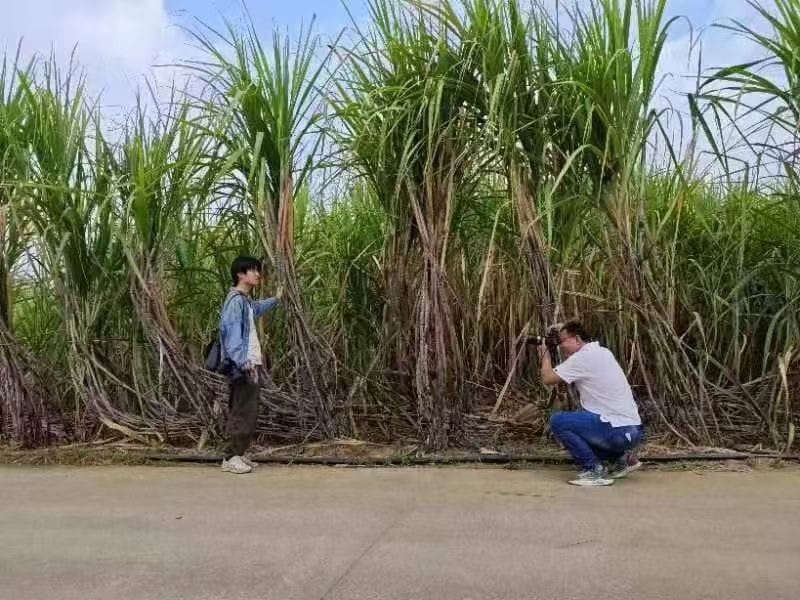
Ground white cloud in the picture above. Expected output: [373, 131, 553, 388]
[0, 0, 193, 116]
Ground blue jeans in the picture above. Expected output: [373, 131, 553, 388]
[550, 411, 644, 471]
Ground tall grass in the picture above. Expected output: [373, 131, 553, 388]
[0, 0, 797, 452]
[0, 49, 51, 446]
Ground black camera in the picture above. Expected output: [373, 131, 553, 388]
[526, 327, 560, 349]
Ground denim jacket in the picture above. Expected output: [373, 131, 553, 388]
[218, 289, 281, 371]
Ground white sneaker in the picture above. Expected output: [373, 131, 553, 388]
[221, 456, 252, 474]
[241, 456, 258, 470]
[568, 466, 615, 487]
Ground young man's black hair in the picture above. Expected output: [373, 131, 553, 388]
[230, 256, 263, 287]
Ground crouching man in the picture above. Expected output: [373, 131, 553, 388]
[218, 256, 282, 474]
[538, 321, 644, 486]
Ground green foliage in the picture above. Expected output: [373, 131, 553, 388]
[1, 0, 797, 449]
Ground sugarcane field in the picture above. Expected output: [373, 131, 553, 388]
[0, 1, 798, 599]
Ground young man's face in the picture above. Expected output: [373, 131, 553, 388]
[239, 268, 261, 287]
[558, 329, 582, 357]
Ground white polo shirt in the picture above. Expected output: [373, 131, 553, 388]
[553, 342, 641, 427]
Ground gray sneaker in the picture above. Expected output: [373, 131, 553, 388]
[609, 451, 642, 479]
[221, 456, 252, 474]
[568, 465, 615, 487]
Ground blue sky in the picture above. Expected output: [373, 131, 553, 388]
[164, 0, 367, 39]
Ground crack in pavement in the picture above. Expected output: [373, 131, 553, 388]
[318, 506, 415, 600]
[557, 538, 597, 549]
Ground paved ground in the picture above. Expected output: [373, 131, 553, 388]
[0, 463, 798, 600]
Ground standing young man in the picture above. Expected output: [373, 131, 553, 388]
[218, 256, 282, 474]
[538, 321, 644, 487]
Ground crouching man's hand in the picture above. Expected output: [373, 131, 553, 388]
[538, 347, 562, 386]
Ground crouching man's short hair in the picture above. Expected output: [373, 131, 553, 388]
[560, 320, 592, 341]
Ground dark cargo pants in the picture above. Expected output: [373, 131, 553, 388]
[224, 373, 260, 459]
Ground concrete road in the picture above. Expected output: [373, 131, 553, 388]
[0, 464, 798, 600]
